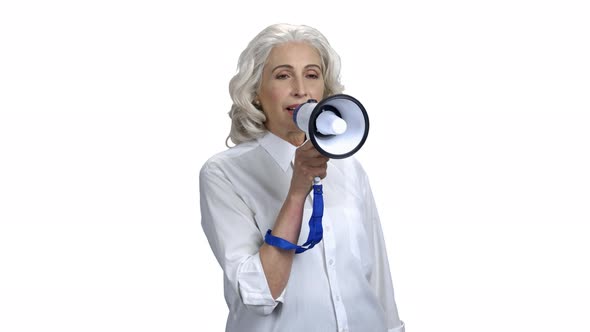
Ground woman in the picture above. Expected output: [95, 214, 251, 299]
[200, 23, 405, 332]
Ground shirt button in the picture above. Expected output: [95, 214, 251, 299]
[335, 295, 341, 302]
[328, 259, 334, 266]
[325, 225, 331, 232]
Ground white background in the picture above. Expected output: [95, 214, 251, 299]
[1, 0, 589, 331]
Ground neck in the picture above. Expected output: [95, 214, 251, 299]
[266, 127, 306, 147]
[284, 132, 306, 147]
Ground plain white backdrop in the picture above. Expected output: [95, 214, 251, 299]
[1, 1, 589, 331]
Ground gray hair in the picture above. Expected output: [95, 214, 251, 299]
[226, 23, 345, 146]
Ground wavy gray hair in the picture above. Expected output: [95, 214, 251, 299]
[226, 23, 345, 146]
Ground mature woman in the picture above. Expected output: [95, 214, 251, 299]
[200, 23, 405, 332]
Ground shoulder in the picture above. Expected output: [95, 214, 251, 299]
[200, 140, 261, 177]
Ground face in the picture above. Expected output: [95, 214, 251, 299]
[257, 42, 325, 145]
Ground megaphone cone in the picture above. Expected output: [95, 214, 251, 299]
[293, 94, 369, 159]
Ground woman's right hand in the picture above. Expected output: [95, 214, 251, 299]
[290, 140, 329, 198]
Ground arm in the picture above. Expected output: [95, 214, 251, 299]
[200, 141, 328, 312]
[259, 140, 329, 298]
[200, 163, 276, 313]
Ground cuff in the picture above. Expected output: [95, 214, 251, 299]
[388, 321, 405, 332]
[237, 252, 285, 315]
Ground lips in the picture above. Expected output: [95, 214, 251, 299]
[285, 104, 301, 113]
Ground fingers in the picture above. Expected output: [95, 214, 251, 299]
[293, 142, 329, 181]
[297, 139, 314, 150]
[290, 142, 328, 194]
[296, 141, 328, 160]
[297, 140, 324, 155]
[291, 163, 327, 194]
[295, 146, 329, 167]
[309, 165, 328, 180]
[293, 158, 328, 176]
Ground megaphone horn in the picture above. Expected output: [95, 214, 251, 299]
[293, 94, 369, 159]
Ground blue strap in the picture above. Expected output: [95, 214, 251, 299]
[264, 184, 324, 254]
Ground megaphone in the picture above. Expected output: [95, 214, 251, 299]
[264, 94, 370, 254]
[293, 94, 369, 159]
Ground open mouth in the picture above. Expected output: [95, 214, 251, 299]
[286, 104, 300, 113]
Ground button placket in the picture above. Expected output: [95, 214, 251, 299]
[322, 216, 349, 332]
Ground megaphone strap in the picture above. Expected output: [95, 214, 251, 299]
[264, 184, 324, 254]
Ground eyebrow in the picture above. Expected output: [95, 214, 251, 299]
[271, 64, 322, 73]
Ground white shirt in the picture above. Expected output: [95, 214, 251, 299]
[200, 132, 405, 332]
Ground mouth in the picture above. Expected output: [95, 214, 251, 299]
[285, 104, 301, 114]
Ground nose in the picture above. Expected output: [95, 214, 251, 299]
[291, 77, 308, 98]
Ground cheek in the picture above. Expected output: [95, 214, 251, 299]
[268, 86, 288, 103]
[313, 83, 325, 98]
[260, 86, 284, 106]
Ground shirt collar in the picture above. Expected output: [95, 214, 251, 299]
[258, 132, 298, 172]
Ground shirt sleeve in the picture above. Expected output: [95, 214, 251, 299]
[360, 170, 405, 332]
[200, 161, 284, 315]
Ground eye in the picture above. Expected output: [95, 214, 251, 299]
[306, 72, 321, 79]
[275, 73, 290, 80]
